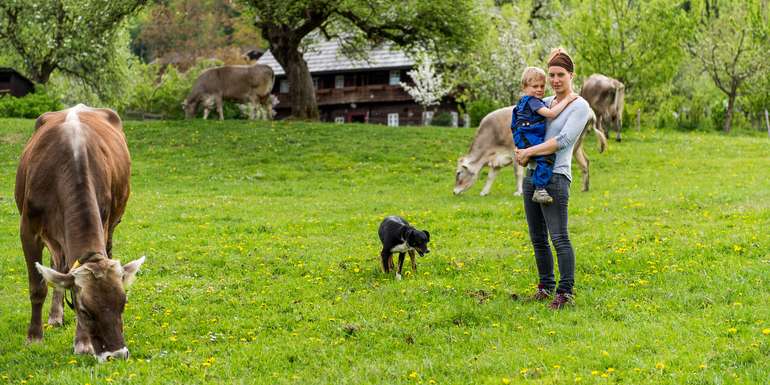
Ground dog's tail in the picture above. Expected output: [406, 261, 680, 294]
[588, 108, 608, 153]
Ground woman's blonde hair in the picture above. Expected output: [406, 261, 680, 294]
[520, 67, 547, 88]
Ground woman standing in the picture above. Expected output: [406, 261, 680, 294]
[515, 48, 590, 309]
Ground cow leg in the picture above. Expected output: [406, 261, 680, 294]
[615, 119, 622, 142]
[574, 145, 590, 192]
[480, 167, 498, 196]
[396, 253, 406, 280]
[47, 243, 65, 327]
[216, 96, 224, 121]
[21, 222, 46, 342]
[73, 319, 94, 355]
[203, 106, 210, 120]
[514, 163, 524, 196]
[408, 250, 417, 273]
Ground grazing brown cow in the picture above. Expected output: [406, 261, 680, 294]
[580, 74, 625, 142]
[183, 63, 275, 120]
[454, 106, 606, 195]
[15, 104, 145, 362]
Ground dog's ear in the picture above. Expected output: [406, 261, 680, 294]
[423, 230, 430, 242]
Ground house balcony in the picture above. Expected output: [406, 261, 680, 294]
[275, 84, 413, 107]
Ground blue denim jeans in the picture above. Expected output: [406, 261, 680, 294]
[522, 172, 575, 294]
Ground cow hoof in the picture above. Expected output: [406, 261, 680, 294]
[513, 191, 523, 196]
[26, 335, 43, 344]
[395, 273, 402, 281]
[480, 191, 489, 197]
[74, 341, 94, 355]
[47, 317, 63, 327]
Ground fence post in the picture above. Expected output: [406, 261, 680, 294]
[636, 109, 641, 131]
[765, 109, 769, 138]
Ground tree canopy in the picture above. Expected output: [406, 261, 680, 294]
[239, 0, 482, 119]
[0, 0, 147, 86]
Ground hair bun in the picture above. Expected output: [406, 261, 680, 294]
[547, 48, 574, 73]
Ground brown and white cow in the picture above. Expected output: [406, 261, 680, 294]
[15, 104, 145, 362]
[580, 74, 625, 142]
[454, 105, 606, 195]
[183, 63, 275, 121]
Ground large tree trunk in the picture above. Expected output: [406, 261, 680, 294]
[28, 62, 56, 84]
[723, 91, 736, 133]
[265, 27, 319, 120]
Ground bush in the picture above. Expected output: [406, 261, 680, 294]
[431, 111, 454, 127]
[0, 87, 63, 118]
[466, 98, 504, 127]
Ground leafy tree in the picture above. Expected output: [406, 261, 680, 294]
[0, 0, 147, 87]
[239, 0, 481, 120]
[132, 0, 262, 69]
[685, 0, 770, 132]
[400, 53, 451, 125]
[557, 0, 690, 106]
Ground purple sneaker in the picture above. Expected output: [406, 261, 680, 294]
[549, 292, 575, 309]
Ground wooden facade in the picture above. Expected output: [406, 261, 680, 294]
[258, 39, 467, 127]
[0, 68, 35, 98]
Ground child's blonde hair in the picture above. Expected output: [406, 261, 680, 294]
[520, 67, 546, 88]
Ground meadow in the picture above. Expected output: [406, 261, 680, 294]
[0, 118, 768, 384]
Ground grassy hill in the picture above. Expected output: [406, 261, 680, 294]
[0, 118, 768, 384]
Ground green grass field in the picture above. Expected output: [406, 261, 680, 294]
[0, 118, 768, 384]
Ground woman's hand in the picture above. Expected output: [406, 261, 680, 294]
[515, 148, 530, 166]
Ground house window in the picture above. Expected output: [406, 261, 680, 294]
[279, 79, 289, 93]
[312, 77, 319, 90]
[387, 113, 399, 127]
[335, 116, 345, 124]
[389, 70, 401, 86]
[335, 75, 344, 89]
[450, 111, 459, 127]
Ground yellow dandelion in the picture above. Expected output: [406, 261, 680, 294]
[762, 328, 770, 335]
[601, 350, 609, 357]
[169, 335, 177, 342]
[553, 365, 561, 369]
[68, 359, 77, 364]
[574, 377, 582, 383]
[600, 373, 608, 378]
[606, 368, 615, 373]
[520, 368, 528, 375]
[353, 267, 360, 273]
[502, 378, 511, 384]
[655, 362, 665, 370]
[728, 327, 737, 334]
[699, 364, 707, 369]
[591, 370, 600, 376]
[429, 380, 436, 384]
[408, 371, 418, 379]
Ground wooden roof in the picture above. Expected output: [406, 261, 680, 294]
[257, 38, 414, 76]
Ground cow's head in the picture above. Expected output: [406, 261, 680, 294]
[36, 255, 145, 362]
[182, 99, 196, 119]
[453, 157, 482, 195]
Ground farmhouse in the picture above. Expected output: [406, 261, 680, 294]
[0, 68, 35, 97]
[257, 39, 468, 127]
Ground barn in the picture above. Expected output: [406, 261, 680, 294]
[0, 68, 35, 98]
[257, 39, 468, 127]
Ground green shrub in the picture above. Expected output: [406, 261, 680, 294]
[431, 111, 454, 127]
[0, 87, 63, 118]
[466, 98, 504, 127]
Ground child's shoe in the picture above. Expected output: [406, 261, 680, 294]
[532, 188, 553, 204]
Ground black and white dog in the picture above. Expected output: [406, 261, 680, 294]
[378, 216, 430, 280]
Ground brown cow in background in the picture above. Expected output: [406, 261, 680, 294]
[581, 74, 625, 142]
[16, 104, 145, 362]
[183, 63, 275, 120]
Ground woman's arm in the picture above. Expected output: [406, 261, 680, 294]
[515, 138, 558, 165]
[535, 94, 578, 119]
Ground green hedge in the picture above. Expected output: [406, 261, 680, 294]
[0, 88, 63, 119]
